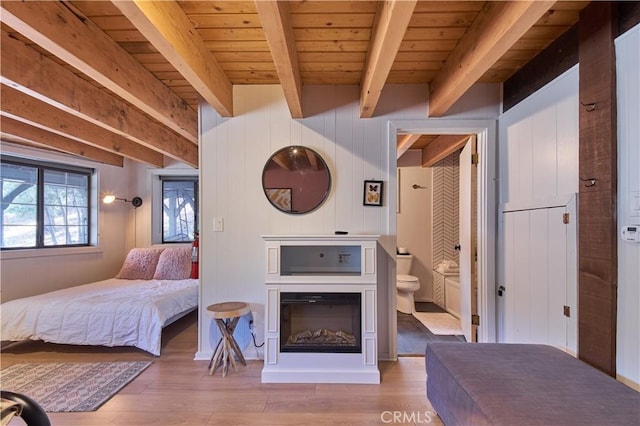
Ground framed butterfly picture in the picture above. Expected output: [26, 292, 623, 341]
[363, 180, 384, 206]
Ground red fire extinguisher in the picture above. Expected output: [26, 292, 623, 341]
[191, 232, 199, 279]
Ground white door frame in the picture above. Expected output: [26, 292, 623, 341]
[386, 119, 497, 358]
[459, 138, 474, 342]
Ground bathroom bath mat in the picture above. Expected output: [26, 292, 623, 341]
[413, 312, 463, 335]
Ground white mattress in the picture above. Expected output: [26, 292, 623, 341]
[0, 278, 198, 356]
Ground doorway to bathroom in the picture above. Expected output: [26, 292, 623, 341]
[396, 148, 467, 355]
[386, 118, 497, 359]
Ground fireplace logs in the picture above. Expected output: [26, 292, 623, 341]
[287, 328, 357, 346]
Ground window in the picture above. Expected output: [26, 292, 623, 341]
[161, 176, 198, 243]
[1, 156, 92, 249]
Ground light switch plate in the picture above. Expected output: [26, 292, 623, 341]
[214, 217, 224, 232]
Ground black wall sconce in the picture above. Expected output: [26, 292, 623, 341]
[102, 194, 143, 208]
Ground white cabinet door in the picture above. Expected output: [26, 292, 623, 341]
[502, 197, 577, 353]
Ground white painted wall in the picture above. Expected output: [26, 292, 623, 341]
[0, 143, 133, 302]
[615, 24, 640, 390]
[198, 83, 500, 361]
[397, 164, 433, 302]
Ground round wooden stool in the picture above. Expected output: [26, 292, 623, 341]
[206, 301, 250, 376]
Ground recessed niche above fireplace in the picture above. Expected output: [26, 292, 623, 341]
[262, 235, 380, 384]
[280, 245, 361, 275]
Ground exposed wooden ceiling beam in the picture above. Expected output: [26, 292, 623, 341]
[271, 151, 292, 171]
[113, 0, 233, 117]
[305, 148, 319, 171]
[397, 133, 422, 159]
[421, 135, 470, 167]
[0, 1, 198, 143]
[360, 0, 417, 118]
[1, 116, 124, 167]
[0, 31, 197, 168]
[254, 0, 303, 118]
[1, 85, 164, 168]
[428, 0, 555, 116]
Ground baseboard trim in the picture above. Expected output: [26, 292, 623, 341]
[617, 374, 640, 392]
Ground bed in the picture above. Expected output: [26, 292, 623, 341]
[425, 342, 640, 425]
[1, 247, 198, 356]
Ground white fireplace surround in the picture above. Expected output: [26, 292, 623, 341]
[262, 235, 380, 384]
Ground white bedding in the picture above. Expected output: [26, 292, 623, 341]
[0, 278, 198, 356]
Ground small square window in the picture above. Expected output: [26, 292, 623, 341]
[161, 177, 198, 243]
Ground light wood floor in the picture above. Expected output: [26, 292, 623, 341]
[1, 311, 442, 426]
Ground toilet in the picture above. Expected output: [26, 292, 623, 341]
[396, 253, 420, 314]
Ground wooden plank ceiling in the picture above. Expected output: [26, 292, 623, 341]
[0, 1, 589, 168]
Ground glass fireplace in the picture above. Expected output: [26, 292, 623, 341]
[280, 292, 362, 353]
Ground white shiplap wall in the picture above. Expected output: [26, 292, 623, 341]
[198, 83, 500, 360]
[499, 66, 579, 207]
[498, 66, 579, 350]
[615, 24, 640, 390]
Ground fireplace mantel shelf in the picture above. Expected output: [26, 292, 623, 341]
[262, 234, 380, 241]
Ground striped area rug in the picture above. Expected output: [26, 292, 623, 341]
[1, 361, 152, 412]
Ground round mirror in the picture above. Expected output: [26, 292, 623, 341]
[262, 146, 331, 214]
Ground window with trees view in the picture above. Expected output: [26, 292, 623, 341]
[1, 157, 91, 249]
[162, 177, 198, 243]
